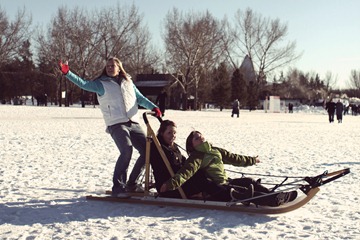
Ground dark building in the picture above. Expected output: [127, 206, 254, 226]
[135, 74, 173, 101]
[135, 74, 186, 110]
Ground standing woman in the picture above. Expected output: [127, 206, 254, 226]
[59, 57, 162, 197]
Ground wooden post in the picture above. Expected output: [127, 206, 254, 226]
[143, 112, 187, 199]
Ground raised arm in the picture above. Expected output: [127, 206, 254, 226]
[216, 147, 259, 167]
[59, 61, 104, 95]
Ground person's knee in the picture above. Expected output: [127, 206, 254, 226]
[133, 140, 146, 155]
[119, 146, 133, 159]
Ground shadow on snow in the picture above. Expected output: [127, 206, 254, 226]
[0, 192, 276, 231]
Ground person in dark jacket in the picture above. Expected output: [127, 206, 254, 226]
[231, 99, 240, 118]
[150, 120, 253, 201]
[325, 99, 336, 123]
[160, 130, 298, 207]
[336, 100, 344, 123]
[156, 89, 167, 117]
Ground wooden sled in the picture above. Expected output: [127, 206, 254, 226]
[86, 112, 350, 215]
[87, 187, 319, 215]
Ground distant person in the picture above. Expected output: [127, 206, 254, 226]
[343, 104, 349, 115]
[156, 89, 167, 117]
[351, 104, 358, 116]
[325, 99, 336, 123]
[231, 99, 240, 118]
[288, 103, 293, 113]
[59, 57, 162, 197]
[336, 100, 344, 123]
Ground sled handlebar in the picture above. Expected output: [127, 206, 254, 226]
[143, 111, 162, 125]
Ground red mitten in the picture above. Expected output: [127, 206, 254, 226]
[59, 60, 69, 75]
[152, 107, 162, 117]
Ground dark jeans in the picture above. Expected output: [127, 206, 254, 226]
[107, 121, 146, 191]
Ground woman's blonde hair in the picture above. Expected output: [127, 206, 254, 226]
[100, 57, 130, 81]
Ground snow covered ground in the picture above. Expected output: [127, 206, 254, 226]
[0, 105, 359, 240]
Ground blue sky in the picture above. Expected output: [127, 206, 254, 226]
[2, 0, 360, 89]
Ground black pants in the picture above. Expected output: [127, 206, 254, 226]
[328, 112, 335, 122]
[229, 177, 283, 206]
[160, 176, 238, 202]
[161, 176, 279, 205]
[229, 177, 270, 193]
[231, 108, 239, 117]
[159, 171, 209, 198]
[202, 178, 258, 202]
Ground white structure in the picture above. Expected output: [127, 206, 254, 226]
[269, 96, 281, 113]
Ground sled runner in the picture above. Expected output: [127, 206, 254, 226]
[86, 112, 350, 214]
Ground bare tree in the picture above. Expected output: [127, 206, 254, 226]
[348, 69, 360, 90]
[323, 71, 338, 95]
[126, 25, 161, 75]
[91, 4, 141, 63]
[231, 8, 301, 85]
[35, 6, 94, 106]
[163, 8, 226, 110]
[0, 6, 32, 68]
[35, 3, 158, 106]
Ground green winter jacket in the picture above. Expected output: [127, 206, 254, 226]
[164, 141, 257, 190]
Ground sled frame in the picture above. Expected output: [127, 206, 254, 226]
[86, 187, 319, 215]
[86, 112, 350, 214]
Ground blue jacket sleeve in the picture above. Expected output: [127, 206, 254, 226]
[134, 85, 158, 110]
[65, 71, 105, 95]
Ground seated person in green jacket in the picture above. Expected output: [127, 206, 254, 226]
[160, 130, 297, 207]
[150, 120, 253, 202]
